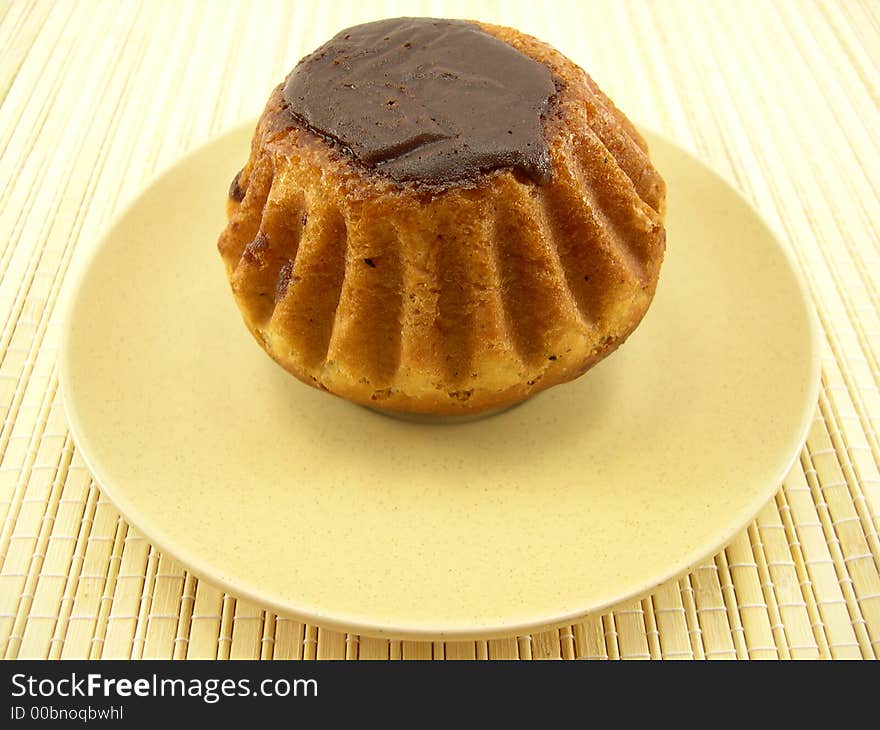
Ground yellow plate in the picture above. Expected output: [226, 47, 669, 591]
[60, 122, 819, 640]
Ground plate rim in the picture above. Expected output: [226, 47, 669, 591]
[58, 120, 822, 640]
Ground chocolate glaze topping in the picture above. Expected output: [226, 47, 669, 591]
[282, 18, 556, 186]
[228, 169, 246, 201]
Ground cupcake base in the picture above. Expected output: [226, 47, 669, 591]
[362, 402, 522, 425]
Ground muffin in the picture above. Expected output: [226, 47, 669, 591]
[218, 18, 666, 416]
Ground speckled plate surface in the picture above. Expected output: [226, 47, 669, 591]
[59, 122, 819, 640]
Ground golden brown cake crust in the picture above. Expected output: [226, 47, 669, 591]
[217, 21, 666, 415]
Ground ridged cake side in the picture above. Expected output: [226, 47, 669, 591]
[218, 22, 666, 415]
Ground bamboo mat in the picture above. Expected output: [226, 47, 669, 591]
[0, 0, 878, 660]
